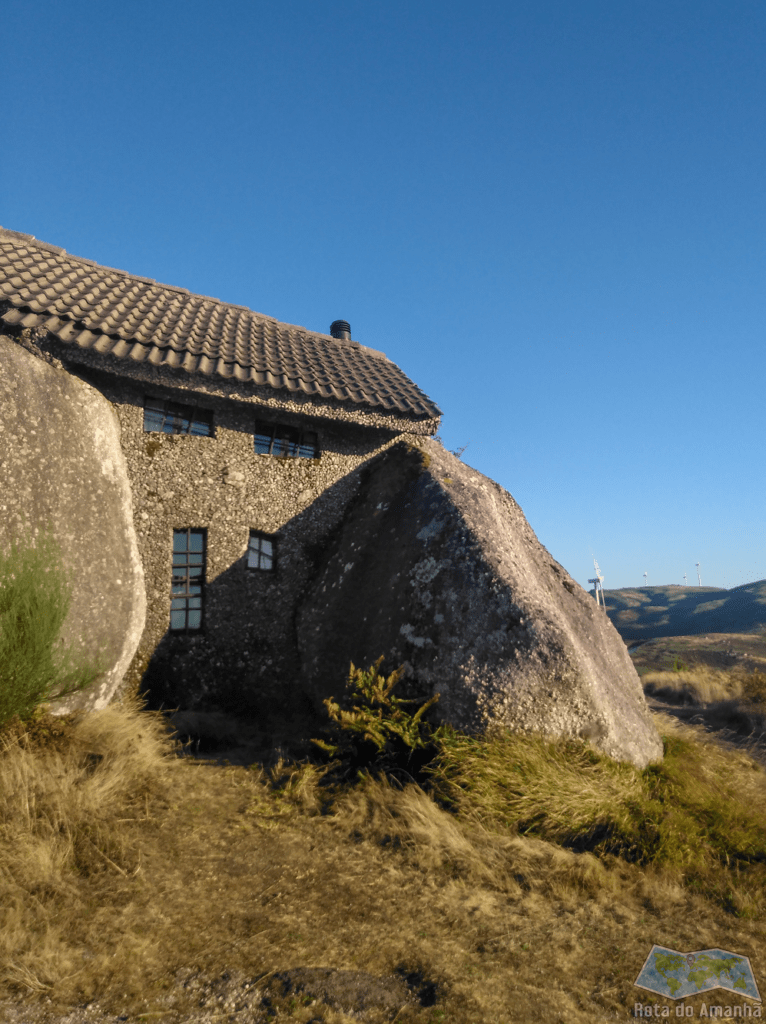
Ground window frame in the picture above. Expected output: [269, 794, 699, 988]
[170, 528, 207, 632]
[143, 396, 214, 437]
[253, 419, 319, 459]
[246, 529, 277, 573]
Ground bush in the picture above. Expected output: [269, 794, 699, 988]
[0, 530, 105, 729]
[311, 657, 447, 785]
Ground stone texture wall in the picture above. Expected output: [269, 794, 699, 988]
[297, 440, 663, 768]
[0, 334, 146, 713]
[40, 347, 433, 720]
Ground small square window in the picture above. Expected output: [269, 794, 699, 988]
[170, 529, 206, 631]
[247, 531, 276, 572]
[254, 419, 319, 459]
[144, 397, 213, 436]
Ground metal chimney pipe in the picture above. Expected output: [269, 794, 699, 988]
[330, 320, 351, 341]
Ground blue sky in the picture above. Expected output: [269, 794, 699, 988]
[3, 1, 764, 591]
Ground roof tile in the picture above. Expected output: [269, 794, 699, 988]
[0, 228, 442, 421]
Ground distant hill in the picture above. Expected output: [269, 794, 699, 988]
[591, 581, 766, 640]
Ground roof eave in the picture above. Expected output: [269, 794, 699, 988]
[0, 313, 442, 431]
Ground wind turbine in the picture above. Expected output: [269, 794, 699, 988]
[643, 572, 648, 587]
[588, 557, 605, 607]
[696, 563, 702, 586]
[683, 573, 688, 586]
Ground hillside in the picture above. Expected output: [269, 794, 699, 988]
[591, 579, 766, 641]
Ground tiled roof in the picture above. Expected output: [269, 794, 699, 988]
[0, 228, 441, 420]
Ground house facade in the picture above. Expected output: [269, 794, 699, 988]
[0, 228, 442, 717]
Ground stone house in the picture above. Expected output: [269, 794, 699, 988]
[0, 228, 442, 717]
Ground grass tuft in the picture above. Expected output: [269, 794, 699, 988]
[642, 665, 742, 705]
[643, 664, 766, 739]
[421, 719, 766, 905]
[0, 690, 178, 1002]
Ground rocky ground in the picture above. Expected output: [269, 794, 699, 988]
[0, 965, 433, 1024]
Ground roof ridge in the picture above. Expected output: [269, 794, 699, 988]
[0, 228, 383, 346]
[0, 226, 286, 325]
[0, 227, 442, 419]
[0, 226, 66, 255]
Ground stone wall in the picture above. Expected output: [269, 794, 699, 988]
[45, 350, 431, 719]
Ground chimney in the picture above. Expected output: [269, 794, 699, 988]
[330, 320, 351, 341]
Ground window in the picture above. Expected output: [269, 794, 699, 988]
[144, 396, 213, 436]
[247, 530, 276, 572]
[171, 529, 206, 630]
[254, 420, 318, 459]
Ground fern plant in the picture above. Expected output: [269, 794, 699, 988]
[312, 657, 445, 785]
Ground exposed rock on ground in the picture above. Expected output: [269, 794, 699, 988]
[270, 966, 434, 1015]
[0, 964, 435, 1023]
[297, 439, 663, 769]
[0, 334, 146, 713]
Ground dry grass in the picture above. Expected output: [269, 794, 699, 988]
[0, 693, 178, 998]
[642, 664, 744, 704]
[642, 664, 766, 743]
[1, 668, 766, 1023]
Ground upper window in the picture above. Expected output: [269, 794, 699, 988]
[254, 420, 319, 459]
[171, 529, 206, 631]
[247, 530, 276, 572]
[144, 397, 213, 436]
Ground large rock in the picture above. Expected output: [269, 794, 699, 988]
[0, 335, 146, 713]
[297, 439, 663, 768]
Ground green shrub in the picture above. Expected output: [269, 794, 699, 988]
[0, 530, 105, 728]
[311, 657, 446, 785]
